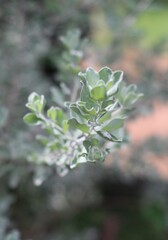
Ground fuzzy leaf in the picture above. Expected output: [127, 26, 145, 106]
[124, 92, 143, 106]
[47, 107, 57, 121]
[62, 120, 69, 132]
[70, 103, 89, 121]
[78, 101, 97, 116]
[80, 83, 98, 110]
[26, 93, 45, 113]
[90, 84, 106, 100]
[24, 113, 41, 125]
[99, 66, 112, 83]
[99, 118, 124, 132]
[107, 71, 123, 96]
[98, 111, 111, 124]
[55, 108, 64, 126]
[28, 92, 40, 103]
[85, 67, 99, 88]
[68, 118, 90, 133]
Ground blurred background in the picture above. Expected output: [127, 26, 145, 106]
[0, 0, 168, 239]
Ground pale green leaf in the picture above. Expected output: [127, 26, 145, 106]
[99, 66, 112, 83]
[100, 118, 124, 132]
[23, 113, 41, 125]
[90, 84, 106, 100]
[80, 83, 98, 109]
[85, 67, 99, 88]
[47, 107, 57, 121]
[68, 118, 90, 133]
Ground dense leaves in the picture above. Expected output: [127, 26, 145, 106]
[24, 67, 143, 175]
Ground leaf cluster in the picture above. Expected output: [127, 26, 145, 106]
[24, 67, 143, 175]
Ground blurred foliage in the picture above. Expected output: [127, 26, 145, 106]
[0, 0, 168, 239]
[136, 9, 168, 49]
[118, 202, 167, 240]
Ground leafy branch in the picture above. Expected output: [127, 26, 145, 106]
[24, 66, 143, 176]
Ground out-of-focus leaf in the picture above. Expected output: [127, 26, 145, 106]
[80, 83, 98, 109]
[98, 118, 124, 132]
[23, 113, 41, 125]
[90, 84, 106, 100]
[78, 101, 97, 116]
[47, 107, 57, 121]
[85, 67, 99, 88]
[55, 108, 64, 126]
[107, 71, 123, 96]
[99, 66, 112, 83]
[98, 111, 111, 124]
[68, 118, 90, 133]
[26, 93, 45, 113]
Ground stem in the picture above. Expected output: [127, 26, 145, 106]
[71, 135, 86, 147]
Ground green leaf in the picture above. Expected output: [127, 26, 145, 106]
[70, 103, 89, 121]
[60, 29, 81, 50]
[70, 102, 89, 119]
[90, 84, 106, 100]
[36, 95, 45, 112]
[83, 140, 92, 152]
[85, 67, 99, 88]
[23, 113, 41, 125]
[106, 71, 123, 96]
[47, 107, 57, 121]
[99, 118, 124, 132]
[101, 99, 114, 108]
[26, 93, 45, 113]
[62, 120, 69, 132]
[34, 98, 45, 113]
[47, 107, 65, 132]
[98, 111, 111, 124]
[80, 83, 98, 110]
[114, 81, 125, 104]
[97, 131, 122, 142]
[99, 66, 112, 83]
[68, 118, 90, 133]
[77, 101, 97, 116]
[113, 70, 124, 82]
[55, 108, 64, 126]
[124, 92, 143, 106]
[28, 92, 40, 103]
[105, 101, 118, 112]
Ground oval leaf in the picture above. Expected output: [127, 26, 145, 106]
[68, 118, 90, 133]
[90, 85, 106, 100]
[99, 67, 112, 83]
[24, 113, 41, 125]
